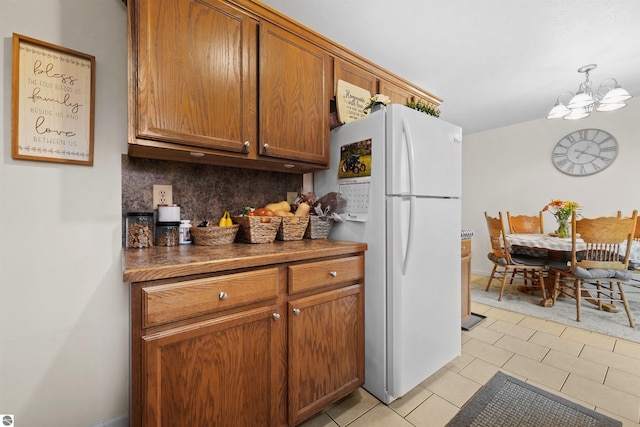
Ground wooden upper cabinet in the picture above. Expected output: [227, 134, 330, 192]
[334, 58, 378, 96]
[132, 0, 258, 156]
[259, 22, 331, 167]
[379, 79, 415, 106]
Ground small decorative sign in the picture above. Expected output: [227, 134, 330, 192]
[336, 80, 371, 124]
[11, 33, 95, 166]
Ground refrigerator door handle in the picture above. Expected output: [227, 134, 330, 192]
[401, 119, 416, 196]
[402, 195, 416, 275]
[401, 119, 416, 275]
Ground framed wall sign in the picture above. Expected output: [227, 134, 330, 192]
[336, 80, 371, 125]
[11, 33, 95, 166]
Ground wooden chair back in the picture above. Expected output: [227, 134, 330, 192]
[485, 212, 512, 263]
[507, 211, 544, 234]
[617, 210, 640, 241]
[571, 210, 638, 271]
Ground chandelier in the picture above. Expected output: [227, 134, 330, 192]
[547, 64, 632, 120]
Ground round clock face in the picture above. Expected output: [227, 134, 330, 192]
[552, 128, 618, 176]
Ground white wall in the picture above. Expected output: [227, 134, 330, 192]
[462, 97, 640, 276]
[0, 1, 129, 426]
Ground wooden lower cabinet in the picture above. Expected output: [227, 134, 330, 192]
[129, 251, 365, 427]
[141, 305, 281, 427]
[288, 284, 364, 425]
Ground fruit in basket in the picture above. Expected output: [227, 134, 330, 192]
[295, 202, 310, 217]
[265, 201, 290, 213]
[254, 208, 275, 217]
[274, 210, 294, 217]
[218, 211, 233, 226]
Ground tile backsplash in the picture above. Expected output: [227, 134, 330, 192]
[122, 155, 303, 223]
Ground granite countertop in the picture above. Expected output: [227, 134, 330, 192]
[122, 239, 367, 283]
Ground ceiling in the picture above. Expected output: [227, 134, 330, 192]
[259, 0, 640, 135]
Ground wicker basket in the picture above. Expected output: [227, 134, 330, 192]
[276, 216, 310, 241]
[304, 216, 334, 239]
[234, 216, 282, 243]
[190, 224, 239, 246]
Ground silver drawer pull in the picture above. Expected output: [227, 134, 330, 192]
[272, 313, 281, 321]
[218, 291, 228, 301]
[330, 271, 337, 277]
[263, 143, 269, 153]
[293, 308, 301, 316]
[243, 141, 250, 152]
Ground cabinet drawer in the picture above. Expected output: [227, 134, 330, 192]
[143, 268, 278, 328]
[461, 239, 471, 257]
[288, 255, 363, 295]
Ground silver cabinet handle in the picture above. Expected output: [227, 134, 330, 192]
[218, 291, 228, 301]
[293, 308, 301, 316]
[330, 271, 337, 277]
[263, 143, 269, 153]
[243, 141, 250, 152]
[272, 313, 281, 321]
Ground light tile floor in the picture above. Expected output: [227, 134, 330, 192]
[298, 299, 640, 427]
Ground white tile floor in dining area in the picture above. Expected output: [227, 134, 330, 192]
[298, 298, 640, 426]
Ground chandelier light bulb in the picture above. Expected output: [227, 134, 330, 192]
[547, 64, 632, 120]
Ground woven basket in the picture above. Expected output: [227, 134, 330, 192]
[276, 216, 310, 241]
[304, 216, 334, 239]
[190, 224, 239, 246]
[234, 216, 282, 243]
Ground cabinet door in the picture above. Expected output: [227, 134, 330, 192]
[259, 22, 331, 167]
[141, 305, 283, 427]
[334, 58, 378, 97]
[379, 79, 414, 106]
[288, 284, 364, 425]
[133, 0, 257, 155]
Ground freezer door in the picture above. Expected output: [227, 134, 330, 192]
[386, 105, 461, 198]
[385, 195, 461, 402]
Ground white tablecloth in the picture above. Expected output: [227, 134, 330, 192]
[506, 234, 640, 263]
[506, 234, 585, 252]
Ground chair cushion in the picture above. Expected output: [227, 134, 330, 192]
[550, 260, 634, 280]
[511, 255, 548, 266]
[571, 267, 634, 280]
[487, 252, 507, 265]
[488, 252, 546, 266]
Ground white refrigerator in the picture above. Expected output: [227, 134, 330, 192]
[314, 104, 462, 404]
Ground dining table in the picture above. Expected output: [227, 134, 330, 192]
[505, 233, 640, 310]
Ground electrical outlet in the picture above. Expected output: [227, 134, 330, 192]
[153, 185, 173, 208]
[287, 192, 298, 204]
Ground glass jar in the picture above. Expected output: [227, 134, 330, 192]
[155, 221, 180, 247]
[179, 220, 192, 244]
[125, 212, 154, 248]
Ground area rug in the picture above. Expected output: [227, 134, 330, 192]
[470, 275, 640, 343]
[446, 372, 621, 427]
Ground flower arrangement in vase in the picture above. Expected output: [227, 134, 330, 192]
[542, 199, 580, 238]
[364, 94, 391, 113]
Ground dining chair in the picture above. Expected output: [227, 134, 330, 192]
[484, 212, 547, 302]
[506, 211, 544, 234]
[550, 210, 638, 327]
[617, 210, 640, 241]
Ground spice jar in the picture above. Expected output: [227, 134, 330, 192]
[179, 220, 192, 244]
[155, 222, 180, 247]
[125, 212, 154, 248]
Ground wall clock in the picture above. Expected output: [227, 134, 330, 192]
[551, 128, 618, 176]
